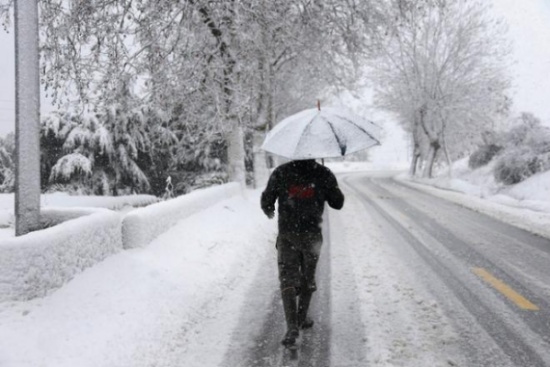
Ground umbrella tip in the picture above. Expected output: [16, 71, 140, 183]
[317, 100, 321, 111]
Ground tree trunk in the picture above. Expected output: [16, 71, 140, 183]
[422, 141, 440, 178]
[226, 123, 246, 186]
[243, 128, 255, 187]
[409, 147, 420, 176]
[410, 119, 422, 177]
[442, 132, 453, 178]
[417, 103, 441, 178]
[264, 60, 275, 170]
[194, 2, 246, 187]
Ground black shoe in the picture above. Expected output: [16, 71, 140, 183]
[281, 327, 299, 347]
[300, 317, 314, 329]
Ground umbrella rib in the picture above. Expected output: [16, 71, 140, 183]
[320, 116, 347, 155]
[294, 113, 319, 157]
[334, 114, 381, 145]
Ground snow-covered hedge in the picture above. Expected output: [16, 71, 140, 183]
[0, 193, 158, 228]
[0, 211, 122, 302]
[122, 183, 242, 249]
[40, 207, 111, 228]
[40, 192, 159, 210]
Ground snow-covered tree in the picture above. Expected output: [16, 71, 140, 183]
[41, 106, 176, 195]
[40, 111, 78, 191]
[2, 0, 398, 189]
[0, 133, 15, 192]
[369, 0, 511, 177]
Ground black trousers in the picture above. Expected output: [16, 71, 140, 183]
[276, 232, 323, 293]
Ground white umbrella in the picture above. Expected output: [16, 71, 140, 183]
[261, 106, 381, 160]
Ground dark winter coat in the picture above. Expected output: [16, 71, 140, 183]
[261, 160, 344, 235]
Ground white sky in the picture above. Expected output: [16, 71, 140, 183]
[490, 0, 550, 124]
[1, 1, 550, 137]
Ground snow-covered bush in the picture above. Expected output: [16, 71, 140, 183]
[493, 113, 550, 184]
[537, 152, 550, 172]
[0, 211, 123, 301]
[174, 171, 229, 194]
[468, 144, 502, 169]
[493, 148, 539, 185]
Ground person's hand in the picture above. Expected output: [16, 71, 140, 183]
[266, 210, 275, 219]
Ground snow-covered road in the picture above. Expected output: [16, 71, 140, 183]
[2, 171, 550, 366]
[339, 173, 550, 367]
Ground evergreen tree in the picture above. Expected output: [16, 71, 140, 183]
[0, 133, 15, 193]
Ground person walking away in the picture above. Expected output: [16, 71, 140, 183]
[260, 159, 344, 348]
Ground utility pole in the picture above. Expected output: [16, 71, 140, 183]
[14, 0, 41, 235]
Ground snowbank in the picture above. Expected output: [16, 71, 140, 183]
[0, 211, 122, 302]
[502, 170, 550, 208]
[122, 183, 242, 249]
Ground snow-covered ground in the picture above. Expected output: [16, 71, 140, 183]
[0, 191, 278, 367]
[1, 161, 549, 366]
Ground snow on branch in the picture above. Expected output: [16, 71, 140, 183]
[49, 153, 92, 181]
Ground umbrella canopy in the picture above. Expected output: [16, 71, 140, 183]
[261, 107, 381, 160]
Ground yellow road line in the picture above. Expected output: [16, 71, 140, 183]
[472, 267, 539, 311]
